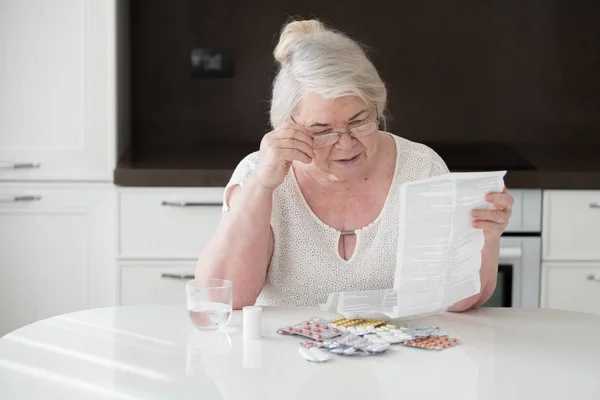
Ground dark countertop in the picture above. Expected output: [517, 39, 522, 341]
[114, 143, 600, 189]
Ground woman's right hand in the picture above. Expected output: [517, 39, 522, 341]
[254, 122, 315, 189]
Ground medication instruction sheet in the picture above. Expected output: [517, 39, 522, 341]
[321, 170, 506, 319]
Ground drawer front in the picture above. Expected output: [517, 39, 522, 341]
[543, 190, 600, 260]
[119, 188, 224, 259]
[542, 262, 600, 315]
[120, 262, 195, 306]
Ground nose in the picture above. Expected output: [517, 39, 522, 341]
[335, 132, 354, 149]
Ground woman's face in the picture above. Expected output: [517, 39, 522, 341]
[292, 93, 381, 179]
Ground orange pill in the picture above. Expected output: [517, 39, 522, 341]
[444, 337, 449, 341]
[435, 335, 440, 340]
[452, 338, 457, 343]
[442, 344, 447, 349]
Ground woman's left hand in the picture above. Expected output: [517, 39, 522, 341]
[471, 186, 514, 239]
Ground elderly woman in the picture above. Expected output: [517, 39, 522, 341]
[196, 19, 513, 311]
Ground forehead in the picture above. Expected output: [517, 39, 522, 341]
[294, 93, 368, 124]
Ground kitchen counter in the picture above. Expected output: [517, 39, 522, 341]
[114, 142, 600, 189]
[1, 306, 599, 399]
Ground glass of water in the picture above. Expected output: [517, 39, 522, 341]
[186, 278, 233, 330]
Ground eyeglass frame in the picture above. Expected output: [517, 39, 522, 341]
[309, 119, 380, 148]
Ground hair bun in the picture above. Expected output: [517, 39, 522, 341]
[273, 19, 326, 63]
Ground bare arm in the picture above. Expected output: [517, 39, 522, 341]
[196, 122, 314, 309]
[449, 187, 514, 312]
[196, 179, 275, 309]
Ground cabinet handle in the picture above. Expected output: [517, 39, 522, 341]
[161, 201, 222, 207]
[161, 273, 195, 280]
[590, 202, 600, 209]
[0, 162, 41, 169]
[0, 195, 42, 202]
[586, 274, 600, 282]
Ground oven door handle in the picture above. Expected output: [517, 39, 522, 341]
[499, 247, 523, 259]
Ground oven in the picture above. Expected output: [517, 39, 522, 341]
[482, 189, 542, 308]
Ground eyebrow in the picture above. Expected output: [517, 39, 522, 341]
[296, 109, 369, 128]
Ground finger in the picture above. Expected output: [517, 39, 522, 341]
[472, 220, 504, 232]
[471, 209, 509, 224]
[485, 192, 514, 209]
[279, 148, 312, 164]
[276, 139, 315, 159]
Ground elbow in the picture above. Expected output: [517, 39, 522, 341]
[196, 262, 260, 310]
[232, 296, 256, 310]
[232, 286, 261, 310]
[448, 293, 481, 312]
[448, 279, 498, 313]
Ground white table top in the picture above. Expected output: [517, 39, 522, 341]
[1, 306, 599, 400]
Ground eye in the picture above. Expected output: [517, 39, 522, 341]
[316, 129, 331, 135]
[350, 120, 366, 127]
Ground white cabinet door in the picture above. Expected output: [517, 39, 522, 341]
[0, 183, 116, 336]
[542, 262, 600, 315]
[119, 261, 195, 306]
[543, 190, 600, 260]
[0, 0, 115, 181]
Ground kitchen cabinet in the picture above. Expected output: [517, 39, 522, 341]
[117, 188, 224, 305]
[0, 0, 115, 181]
[119, 261, 195, 306]
[541, 262, 600, 315]
[541, 190, 600, 315]
[0, 184, 116, 336]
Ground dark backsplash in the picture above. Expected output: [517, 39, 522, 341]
[128, 0, 600, 156]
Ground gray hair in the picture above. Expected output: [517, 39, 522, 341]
[270, 19, 388, 129]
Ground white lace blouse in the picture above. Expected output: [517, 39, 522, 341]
[223, 133, 449, 306]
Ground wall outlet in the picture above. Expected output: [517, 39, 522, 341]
[190, 48, 235, 78]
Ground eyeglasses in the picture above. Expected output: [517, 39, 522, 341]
[312, 120, 379, 148]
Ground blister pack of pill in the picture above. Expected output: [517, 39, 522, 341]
[400, 335, 460, 351]
[300, 332, 391, 356]
[276, 316, 343, 341]
[329, 316, 390, 330]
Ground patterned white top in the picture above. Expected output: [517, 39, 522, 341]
[223, 133, 449, 306]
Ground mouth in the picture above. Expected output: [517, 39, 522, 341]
[334, 153, 361, 166]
